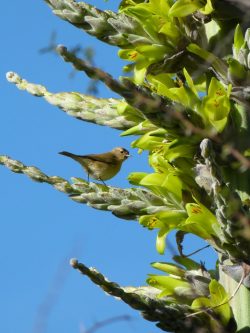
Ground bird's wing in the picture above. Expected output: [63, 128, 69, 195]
[80, 153, 116, 164]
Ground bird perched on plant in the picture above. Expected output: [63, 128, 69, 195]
[59, 147, 130, 184]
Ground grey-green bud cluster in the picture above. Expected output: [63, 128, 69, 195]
[0, 155, 167, 220]
[6, 72, 139, 130]
[233, 28, 250, 69]
[70, 259, 211, 333]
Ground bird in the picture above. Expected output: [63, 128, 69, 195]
[59, 147, 130, 185]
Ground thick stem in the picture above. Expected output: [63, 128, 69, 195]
[220, 267, 250, 333]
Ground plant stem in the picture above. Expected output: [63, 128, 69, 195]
[220, 267, 250, 332]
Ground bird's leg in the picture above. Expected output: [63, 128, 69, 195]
[87, 173, 90, 183]
[99, 178, 107, 187]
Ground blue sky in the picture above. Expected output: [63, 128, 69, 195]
[1, 1, 217, 333]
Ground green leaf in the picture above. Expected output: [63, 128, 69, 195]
[121, 0, 172, 20]
[136, 44, 169, 61]
[182, 202, 220, 239]
[192, 296, 211, 309]
[139, 172, 183, 201]
[173, 255, 202, 270]
[183, 68, 199, 97]
[204, 19, 220, 43]
[127, 172, 148, 185]
[156, 210, 187, 226]
[162, 86, 192, 108]
[124, 6, 162, 43]
[187, 43, 228, 81]
[148, 0, 172, 17]
[119, 0, 147, 11]
[131, 131, 164, 150]
[156, 227, 169, 254]
[134, 66, 147, 84]
[151, 262, 186, 277]
[169, 0, 203, 17]
[209, 280, 231, 325]
[228, 58, 248, 82]
[121, 120, 156, 136]
[234, 24, 245, 52]
[148, 73, 176, 91]
[149, 70, 200, 109]
[159, 21, 180, 41]
[142, 210, 187, 254]
[200, 0, 213, 15]
[119, 43, 171, 83]
[164, 142, 196, 162]
[201, 77, 231, 132]
[140, 210, 187, 254]
[192, 280, 231, 326]
[150, 155, 176, 173]
[140, 215, 161, 229]
[147, 274, 190, 292]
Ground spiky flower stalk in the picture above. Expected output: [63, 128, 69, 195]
[56, 45, 204, 135]
[44, 0, 152, 48]
[70, 258, 221, 333]
[6, 72, 140, 130]
[0, 155, 169, 220]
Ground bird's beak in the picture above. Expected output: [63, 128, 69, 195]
[125, 153, 131, 159]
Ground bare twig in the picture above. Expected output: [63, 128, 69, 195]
[185, 245, 211, 258]
[80, 315, 134, 333]
[32, 242, 82, 333]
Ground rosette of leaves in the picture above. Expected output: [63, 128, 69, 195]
[147, 256, 235, 332]
[117, 0, 215, 81]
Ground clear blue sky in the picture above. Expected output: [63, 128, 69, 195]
[1, 1, 217, 333]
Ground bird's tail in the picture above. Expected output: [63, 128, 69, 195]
[59, 151, 81, 162]
[59, 151, 75, 157]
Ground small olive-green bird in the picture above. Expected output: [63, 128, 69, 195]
[59, 147, 130, 184]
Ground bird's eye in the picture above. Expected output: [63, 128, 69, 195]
[120, 150, 124, 154]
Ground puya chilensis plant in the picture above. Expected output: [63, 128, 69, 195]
[2, 0, 250, 332]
